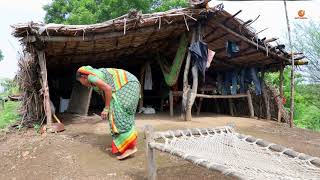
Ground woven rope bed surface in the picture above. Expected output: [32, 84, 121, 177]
[148, 126, 320, 179]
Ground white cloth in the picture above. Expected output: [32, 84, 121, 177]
[144, 62, 153, 90]
[206, 49, 216, 68]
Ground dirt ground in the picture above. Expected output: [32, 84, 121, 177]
[0, 113, 319, 180]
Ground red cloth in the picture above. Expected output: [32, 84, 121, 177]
[111, 139, 137, 154]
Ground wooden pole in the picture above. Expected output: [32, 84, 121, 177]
[185, 23, 202, 121]
[181, 29, 196, 120]
[139, 65, 145, 110]
[169, 91, 174, 117]
[186, 65, 198, 121]
[228, 99, 234, 116]
[278, 66, 284, 122]
[283, 0, 295, 127]
[37, 50, 52, 127]
[144, 125, 157, 180]
[247, 90, 254, 118]
[261, 71, 271, 120]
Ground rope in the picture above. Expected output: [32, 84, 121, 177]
[151, 126, 320, 179]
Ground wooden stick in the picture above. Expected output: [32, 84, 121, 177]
[228, 99, 234, 116]
[196, 94, 248, 99]
[144, 125, 157, 180]
[139, 65, 145, 110]
[169, 91, 174, 117]
[37, 50, 52, 127]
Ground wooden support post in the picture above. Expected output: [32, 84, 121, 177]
[144, 125, 157, 180]
[169, 91, 173, 117]
[283, 0, 295, 128]
[197, 90, 204, 116]
[37, 50, 52, 127]
[139, 65, 145, 110]
[228, 99, 234, 116]
[182, 30, 196, 120]
[186, 65, 198, 121]
[247, 90, 254, 118]
[278, 66, 284, 122]
[261, 71, 271, 120]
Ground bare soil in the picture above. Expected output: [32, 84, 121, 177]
[0, 113, 319, 180]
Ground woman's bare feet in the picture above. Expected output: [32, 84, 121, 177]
[116, 147, 137, 160]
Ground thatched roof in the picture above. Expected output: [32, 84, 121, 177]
[12, 5, 305, 71]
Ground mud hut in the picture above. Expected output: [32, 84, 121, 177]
[12, 3, 306, 129]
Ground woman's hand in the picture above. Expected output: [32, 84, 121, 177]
[101, 107, 109, 120]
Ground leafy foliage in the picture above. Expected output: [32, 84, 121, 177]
[0, 101, 21, 129]
[292, 20, 320, 83]
[43, 0, 188, 24]
[0, 78, 19, 97]
[266, 68, 320, 131]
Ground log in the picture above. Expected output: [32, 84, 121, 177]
[247, 90, 254, 118]
[37, 50, 52, 127]
[278, 66, 284, 122]
[182, 29, 196, 119]
[144, 125, 157, 180]
[186, 65, 198, 121]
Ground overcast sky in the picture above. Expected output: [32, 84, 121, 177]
[0, 0, 319, 78]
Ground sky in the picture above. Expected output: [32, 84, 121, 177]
[0, 0, 319, 79]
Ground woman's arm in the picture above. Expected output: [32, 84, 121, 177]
[91, 79, 112, 119]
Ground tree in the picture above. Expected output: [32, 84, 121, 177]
[0, 50, 3, 62]
[291, 20, 320, 83]
[43, 0, 188, 25]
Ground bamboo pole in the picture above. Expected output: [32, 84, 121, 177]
[36, 50, 52, 127]
[283, 0, 295, 127]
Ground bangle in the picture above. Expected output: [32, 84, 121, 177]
[103, 107, 109, 112]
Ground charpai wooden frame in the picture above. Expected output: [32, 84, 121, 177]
[144, 125, 320, 180]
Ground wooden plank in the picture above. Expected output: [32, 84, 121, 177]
[196, 94, 248, 99]
[37, 50, 52, 127]
[144, 125, 157, 180]
[247, 90, 254, 118]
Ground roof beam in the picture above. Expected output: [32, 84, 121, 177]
[23, 24, 192, 43]
[211, 23, 290, 63]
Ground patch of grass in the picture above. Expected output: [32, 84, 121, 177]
[0, 101, 21, 129]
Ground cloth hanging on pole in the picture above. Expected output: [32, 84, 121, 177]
[189, 41, 208, 81]
[207, 49, 216, 68]
[144, 62, 152, 90]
